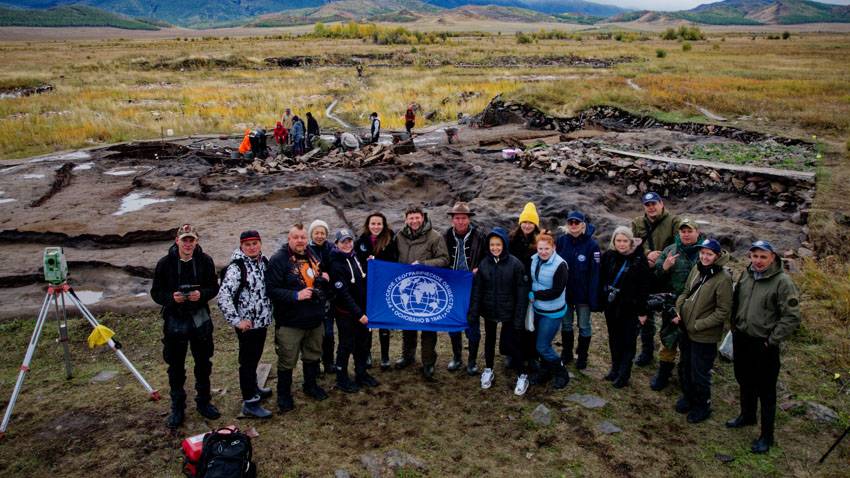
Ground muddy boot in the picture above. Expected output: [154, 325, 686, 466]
[552, 361, 570, 390]
[575, 336, 591, 370]
[635, 322, 655, 367]
[302, 361, 328, 401]
[448, 333, 463, 371]
[166, 394, 186, 429]
[530, 361, 552, 386]
[277, 369, 294, 413]
[651, 361, 675, 391]
[335, 368, 359, 394]
[560, 331, 574, 365]
[241, 395, 272, 419]
[466, 340, 480, 376]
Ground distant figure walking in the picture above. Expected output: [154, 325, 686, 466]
[404, 105, 416, 136]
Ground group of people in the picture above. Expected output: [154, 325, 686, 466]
[273, 108, 321, 156]
[150, 191, 800, 455]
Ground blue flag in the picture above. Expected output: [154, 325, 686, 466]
[366, 260, 472, 332]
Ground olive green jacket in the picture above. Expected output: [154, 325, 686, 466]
[655, 234, 706, 295]
[631, 210, 681, 255]
[676, 251, 733, 344]
[395, 216, 450, 268]
[732, 260, 801, 346]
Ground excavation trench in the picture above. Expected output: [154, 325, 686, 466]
[0, 99, 818, 318]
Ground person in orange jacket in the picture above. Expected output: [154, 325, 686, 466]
[238, 129, 252, 157]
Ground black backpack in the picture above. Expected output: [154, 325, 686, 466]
[198, 427, 256, 478]
[218, 257, 268, 311]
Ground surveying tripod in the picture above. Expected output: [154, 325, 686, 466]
[1, 283, 160, 438]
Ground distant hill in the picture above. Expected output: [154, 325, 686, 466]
[246, 1, 439, 27]
[442, 5, 561, 22]
[0, 4, 163, 29]
[424, 0, 627, 17]
[609, 0, 850, 25]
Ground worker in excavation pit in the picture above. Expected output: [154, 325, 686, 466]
[727, 240, 800, 454]
[150, 224, 221, 429]
[404, 104, 416, 136]
[370, 112, 381, 144]
[649, 218, 706, 392]
[630, 192, 681, 367]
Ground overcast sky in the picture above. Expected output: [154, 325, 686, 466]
[591, 0, 850, 11]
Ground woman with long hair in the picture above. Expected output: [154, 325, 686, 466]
[354, 212, 399, 370]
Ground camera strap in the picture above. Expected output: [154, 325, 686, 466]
[611, 260, 630, 289]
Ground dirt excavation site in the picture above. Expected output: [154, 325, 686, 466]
[0, 98, 816, 318]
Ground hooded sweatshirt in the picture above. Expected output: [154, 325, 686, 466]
[329, 247, 368, 319]
[468, 228, 529, 326]
[675, 251, 733, 344]
[217, 248, 273, 329]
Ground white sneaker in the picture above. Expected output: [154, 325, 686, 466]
[480, 368, 494, 389]
[514, 374, 529, 396]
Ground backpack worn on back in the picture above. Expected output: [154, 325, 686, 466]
[197, 427, 256, 478]
[218, 257, 268, 311]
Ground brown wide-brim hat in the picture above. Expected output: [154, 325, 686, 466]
[447, 202, 475, 216]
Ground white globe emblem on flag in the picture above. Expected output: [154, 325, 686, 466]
[385, 271, 454, 324]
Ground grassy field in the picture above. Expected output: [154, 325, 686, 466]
[1, 28, 850, 476]
[0, 304, 847, 477]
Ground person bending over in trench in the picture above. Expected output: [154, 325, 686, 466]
[354, 212, 398, 370]
[151, 224, 220, 429]
[631, 192, 681, 367]
[599, 226, 650, 389]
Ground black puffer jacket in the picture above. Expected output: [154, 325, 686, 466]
[329, 248, 368, 319]
[265, 246, 327, 329]
[354, 231, 399, 268]
[150, 243, 219, 334]
[599, 242, 650, 317]
[468, 228, 529, 327]
[509, 229, 537, 272]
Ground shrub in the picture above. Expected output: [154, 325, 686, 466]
[516, 32, 533, 44]
[656, 49, 667, 58]
[783, 31, 791, 40]
[682, 42, 692, 52]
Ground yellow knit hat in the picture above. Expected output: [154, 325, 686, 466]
[518, 202, 539, 226]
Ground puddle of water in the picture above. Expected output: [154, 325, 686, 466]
[0, 198, 16, 204]
[73, 162, 94, 171]
[22, 174, 45, 179]
[134, 292, 148, 297]
[104, 169, 138, 176]
[74, 290, 103, 305]
[28, 151, 91, 164]
[113, 191, 175, 216]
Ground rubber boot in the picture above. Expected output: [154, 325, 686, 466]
[448, 333, 463, 371]
[166, 394, 186, 429]
[635, 323, 654, 366]
[650, 361, 675, 391]
[560, 331, 574, 364]
[277, 369, 294, 413]
[336, 368, 359, 394]
[575, 336, 591, 370]
[530, 360, 552, 386]
[302, 361, 328, 401]
[466, 340, 480, 376]
[322, 334, 337, 375]
[552, 360, 570, 390]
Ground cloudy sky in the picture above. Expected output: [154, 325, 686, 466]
[590, 0, 850, 11]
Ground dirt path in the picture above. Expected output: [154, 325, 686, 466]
[325, 99, 351, 129]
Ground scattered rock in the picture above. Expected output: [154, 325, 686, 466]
[335, 469, 351, 478]
[625, 184, 638, 196]
[797, 247, 814, 258]
[531, 403, 553, 426]
[360, 449, 426, 478]
[597, 421, 622, 434]
[91, 370, 118, 383]
[714, 453, 735, 463]
[805, 402, 839, 423]
[566, 394, 607, 409]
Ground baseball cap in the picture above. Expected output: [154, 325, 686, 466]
[335, 228, 354, 243]
[679, 218, 698, 230]
[566, 211, 586, 223]
[176, 224, 198, 240]
[642, 192, 662, 205]
[749, 240, 776, 254]
[699, 238, 722, 254]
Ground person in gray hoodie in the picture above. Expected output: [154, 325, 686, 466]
[218, 230, 274, 418]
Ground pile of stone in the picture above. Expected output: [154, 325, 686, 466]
[472, 96, 812, 146]
[513, 140, 815, 214]
[211, 142, 408, 175]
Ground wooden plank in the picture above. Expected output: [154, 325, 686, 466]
[600, 148, 815, 182]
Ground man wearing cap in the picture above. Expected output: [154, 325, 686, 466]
[394, 205, 450, 381]
[649, 218, 705, 391]
[328, 228, 379, 392]
[443, 202, 488, 375]
[727, 240, 801, 453]
[266, 224, 331, 412]
[672, 238, 732, 424]
[555, 210, 601, 370]
[631, 192, 682, 366]
[218, 230, 273, 419]
[151, 224, 221, 429]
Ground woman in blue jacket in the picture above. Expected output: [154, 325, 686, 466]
[529, 232, 570, 390]
[555, 211, 600, 370]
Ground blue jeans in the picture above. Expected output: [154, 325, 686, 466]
[535, 312, 563, 363]
[562, 304, 592, 337]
